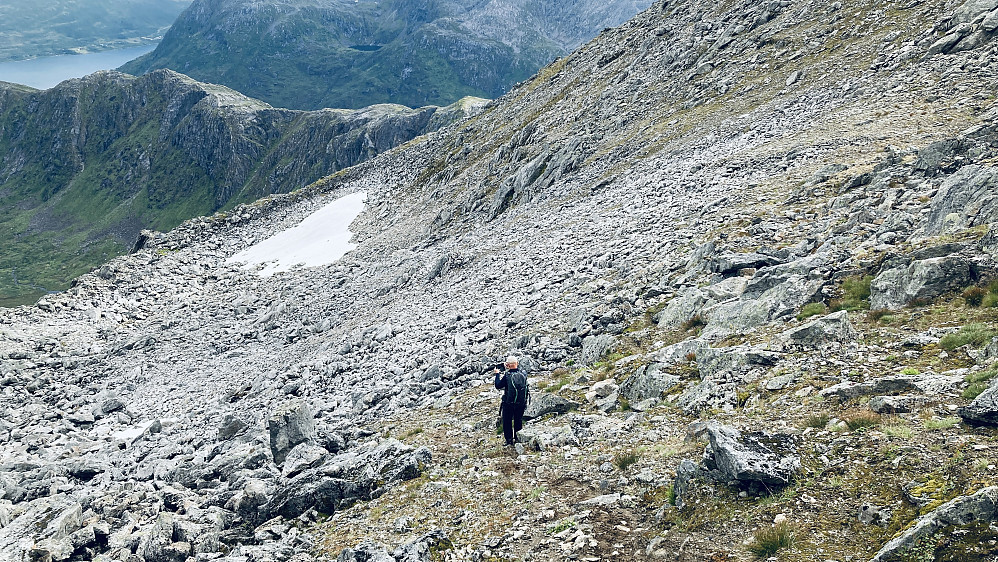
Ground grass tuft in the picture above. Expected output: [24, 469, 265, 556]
[830, 275, 873, 311]
[843, 411, 881, 431]
[939, 323, 998, 351]
[747, 522, 795, 559]
[803, 413, 830, 429]
[963, 367, 997, 399]
[613, 450, 641, 471]
[924, 417, 961, 430]
[797, 302, 827, 321]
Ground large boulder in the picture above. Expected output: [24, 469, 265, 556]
[924, 165, 998, 234]
[959, 378, 998, 425]
[654, 288, 712, 329]
[580, 334, 616, 365]
[703, 423, 800, 487]
[695, 345, 781, 380]
[870, 256, 973, 310]
[268, 400, 316, 465]
[0, 496, 82, 561]
[619, 363, 681, 401]
[674, 378, 738, 414]
[267, 439, 430, 519]
[523, 392, 579, 420]
[779, 310, 858, 348]
[700, 276, 824, 340]
[870, 487, 998, 562]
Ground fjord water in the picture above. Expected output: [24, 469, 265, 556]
[0, 44, 156, 89]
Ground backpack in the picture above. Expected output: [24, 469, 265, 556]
[506, 370, 530, 405]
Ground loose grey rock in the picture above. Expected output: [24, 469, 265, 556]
[268, 399, 316, 465]
[959, 378, 998, 425]
[780, 310, 858, 348]
[703, 423, 800, 487]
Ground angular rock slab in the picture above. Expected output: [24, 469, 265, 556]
[268, 439, 430, 519]
[619, 362, 681, 401]
[821, 374, 963, 401]
[703, 423, 800, 487]
[523, 392, 579, 420]
[870, 255, 972, 310]
[870, 487, 998, 562]
[780, 310, 858, 348]
[268, 399, 316, 465]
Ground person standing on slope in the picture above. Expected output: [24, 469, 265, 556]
[494, 355, 530, 447]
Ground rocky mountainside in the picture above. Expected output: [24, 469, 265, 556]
[0, 69, 485, 307]
[119, 0, 652, 110]
[0, 0, 191, 61]
[3, 0, 998, 561]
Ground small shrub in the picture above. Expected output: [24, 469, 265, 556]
[984, 293, 998, 308]
[747, 522, 796, 559]
[667, 484, 677, 506]
[620, 397, 631, 411]
[797, 302, 827, 321]
[964, 285, 988, 307]
[924, 417, 961, 430]
[613, 450, 641, 471]
[803, 413, 831, 429]
[844, 411, 881, 431]
[966, 368, 998, 385]
[684, 352, 697, 362]
[527, 486, 545, 501]
[901, 367, 919, 376]
[681, 314, 706, 332]
[939, 323, 998, 350]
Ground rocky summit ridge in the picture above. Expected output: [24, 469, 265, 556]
[119, 0, 654, 110]
[3, 0, 998, 561]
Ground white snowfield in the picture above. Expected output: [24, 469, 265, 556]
[227, 191, 367, 276]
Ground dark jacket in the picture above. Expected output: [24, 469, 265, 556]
[495, 367, 529, 405]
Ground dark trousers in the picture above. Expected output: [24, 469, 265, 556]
[501, 401, 527, 445]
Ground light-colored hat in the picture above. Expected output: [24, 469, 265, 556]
[505, 355, 519, 364]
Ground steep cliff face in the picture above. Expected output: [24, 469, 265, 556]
[0, 69, 485, 306]
[2, 0, 998, 561]
[119, 0, 652, 110]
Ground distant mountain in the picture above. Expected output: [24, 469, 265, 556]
[0, 69, 485, 306]
[119, 0, 652, 110]
[0, 0, 192, 61]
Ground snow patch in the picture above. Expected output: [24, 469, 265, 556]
[228, 191, 367, 276]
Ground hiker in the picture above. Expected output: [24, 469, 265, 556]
[493, 355, 529, 446]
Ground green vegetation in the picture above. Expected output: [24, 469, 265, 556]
[549, 518, 576, 535]
[747, 522, 795, 559]
[963, 281, 998, 308]
[831, 275, 873, 311]
[963, 367, 998, 400]
[900, 367, 919, 376]
[797, 302, 828, 321]
[882, 422, 914, 439]
[939, 323, 998, 351]
[923, 417, 961, 430]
